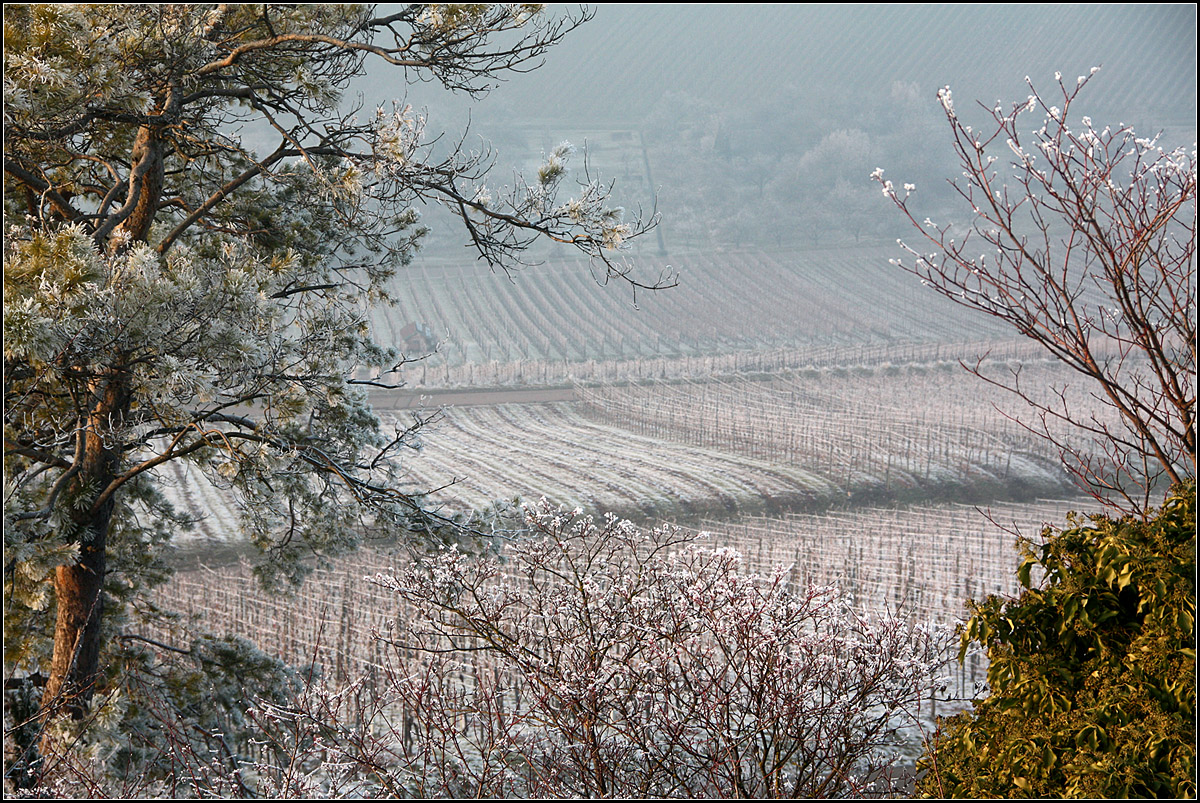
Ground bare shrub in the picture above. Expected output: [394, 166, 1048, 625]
[239, 503, 951, 798]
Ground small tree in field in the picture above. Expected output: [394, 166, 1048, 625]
[3, 3, 661, 774]
[874, 70, 1195, 517]
[243, 503, 950, 799]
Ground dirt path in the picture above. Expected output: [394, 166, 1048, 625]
[373, 385, 578, 410]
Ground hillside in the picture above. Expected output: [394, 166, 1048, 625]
[368, 245, 1019, 382]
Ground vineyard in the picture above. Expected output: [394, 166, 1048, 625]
[393, 362, 1102, 518]
[575, 361, 1102, 502]
[156, 399, 840, 551]
[142, 495, 1086, 704]
[387, 401, 838, 519]
[159, 358, 1098, 553]
[9, 3, 1191, 796]
[147, 338, 1111, 715]
[368, 246, 1016, 386]
[139, 239, 1128, 789]
[145, 238, 1128, 772]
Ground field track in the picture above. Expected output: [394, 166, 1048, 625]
[377, 385, 578, 409]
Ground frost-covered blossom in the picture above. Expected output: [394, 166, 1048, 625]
[354, 501, 951, 798]
[537, 141, 575, 187]
[472, 184, 493, 208]
[876, 59, 1196, 520]
[1136, 135, 1161, 152]
[601, 220, 633, 250]
[373, 104, 426, 169]
[563, 196, 587, 222]
[937, 86, 954, 117]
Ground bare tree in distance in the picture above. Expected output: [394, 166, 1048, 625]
[874, 69, 1196, 517]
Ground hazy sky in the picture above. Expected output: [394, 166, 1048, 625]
[367, 4, 1197, 132]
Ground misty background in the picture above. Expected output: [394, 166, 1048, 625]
[336, 4, 1197, 372]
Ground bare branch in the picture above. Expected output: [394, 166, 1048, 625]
[876, 71, 1196, 515]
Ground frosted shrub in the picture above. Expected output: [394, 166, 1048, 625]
[5, 634, 304, 799]
[260, 503, 951, 798]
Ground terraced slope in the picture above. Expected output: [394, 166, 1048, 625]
[371, 246, 1016, 382]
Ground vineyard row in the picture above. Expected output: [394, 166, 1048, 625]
[140, 496, 1086, 704]
[368, 246, 1015, 376]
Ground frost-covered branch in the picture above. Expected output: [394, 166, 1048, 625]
[875, 69, 1196, 516]
[3, 3, 662, 758]
[330, 502, 951, 798]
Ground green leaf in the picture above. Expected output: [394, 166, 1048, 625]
[1116, 567, 1134, 590]
[1018, 557, 1035, 588]
[916, 483, 1196, 799]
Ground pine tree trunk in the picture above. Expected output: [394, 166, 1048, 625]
[39, 116, 165, 725]
[39, 365, 130, 725]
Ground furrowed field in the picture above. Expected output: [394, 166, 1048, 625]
[148, 246, 1112, 714]
[366, 246, 1017, 385]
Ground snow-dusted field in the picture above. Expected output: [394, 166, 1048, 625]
[144, 495, 1087, 702]
[370, 246, 1015, 383]
[385, 401, 840, 519]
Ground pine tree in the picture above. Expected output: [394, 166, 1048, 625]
[3, 3, 660, 741]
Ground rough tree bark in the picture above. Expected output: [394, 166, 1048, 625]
[39, 115, 165, 722]
[41, 363, 131, 723]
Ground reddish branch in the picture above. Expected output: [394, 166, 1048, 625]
[876, 71, 1196, 516]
